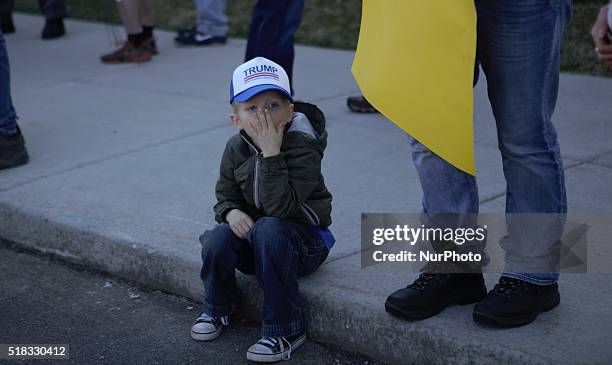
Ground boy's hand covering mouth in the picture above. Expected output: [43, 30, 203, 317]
[245, 109, 288, 158]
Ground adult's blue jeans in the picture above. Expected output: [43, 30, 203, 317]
[408, 0, 572, 285]
[0, 28, 16, 136]
[194, 0, 228, 37]
[199, 217, 328, 337]
[244, 0, 305, 87]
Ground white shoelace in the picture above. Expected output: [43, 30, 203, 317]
[220, 316, 229, 326]
[258, 337, 292, 360]
[283, 340, 292, 361]
[197, 313, 229, 326]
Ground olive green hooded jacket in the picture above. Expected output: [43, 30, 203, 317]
[213, 102, 332, 227]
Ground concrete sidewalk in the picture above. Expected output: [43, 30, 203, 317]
[1, 14, 611, 364]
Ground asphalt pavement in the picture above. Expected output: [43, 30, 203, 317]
[0, 242, 381, 365]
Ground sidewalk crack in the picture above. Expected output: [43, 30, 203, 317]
[0, 124, 230, 193]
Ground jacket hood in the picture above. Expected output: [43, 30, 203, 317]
[292, 101, 327, 141]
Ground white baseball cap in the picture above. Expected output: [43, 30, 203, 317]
[229, 57, 292, 104]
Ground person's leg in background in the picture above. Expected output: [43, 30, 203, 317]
[38, 0, 67, 39]
[118, 0, 143, 38]
[0, 27, 16, 137]
[245, 0, 305, 90]
[472, 0, 572, 327]
[196, 0, 227, 39]
[138, 0, 158, 54]
[100, 0, 152, 64]
[0, 0, 15, 34]
[175, 0, 228, 46]
[0, 28, 29, 170]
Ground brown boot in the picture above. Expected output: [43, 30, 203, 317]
[100, 41, 152, 64]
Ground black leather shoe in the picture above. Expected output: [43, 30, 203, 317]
[0, 126, 29, 170]
[385, 272, 487, 320]
[346, 95, 379, 113]
[41, 17, 65, 39]
[473, 276, 560, 327]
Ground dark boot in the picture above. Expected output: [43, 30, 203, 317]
[473, 276, 560, 327]
[1, 13, 15, 34]
[347, 95, 378, 113]
[41, 17, 65, 39]
[385, 272, 487, 320]
[0, 126, 29, 170]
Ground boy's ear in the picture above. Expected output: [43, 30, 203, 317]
[287, 103, 294, 122]
[230, 113, 241, 128]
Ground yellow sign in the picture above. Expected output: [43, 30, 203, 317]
[352, 1, 477, 175]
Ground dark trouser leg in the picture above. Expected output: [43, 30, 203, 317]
[199, 224, 255, 317]
[247, 217, 328, 337]
[0, 0, 14, 17]
[38, 0, 67, 19]
[244, 0, 305, 88]
[0, 29, 16, 135]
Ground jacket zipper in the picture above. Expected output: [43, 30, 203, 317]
[254, 153, 261, 209]
[241, 134, 262, 209]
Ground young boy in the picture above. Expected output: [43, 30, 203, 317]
[192, 57, 335, 362]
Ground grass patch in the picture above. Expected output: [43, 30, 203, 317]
[13, 0, 611, 77]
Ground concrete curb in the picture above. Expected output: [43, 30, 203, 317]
[0, 202, 555, 365]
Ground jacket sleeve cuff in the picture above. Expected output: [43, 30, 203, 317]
[259, 154, 286, 173]
[215, 203, 241, 223]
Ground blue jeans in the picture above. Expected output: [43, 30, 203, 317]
[199, 217, 329, 337]
[408, 0, 572, 285]
[245, 0, 305, 87]
[194, 0, 228, 37]
[0, 28, 16, 136]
